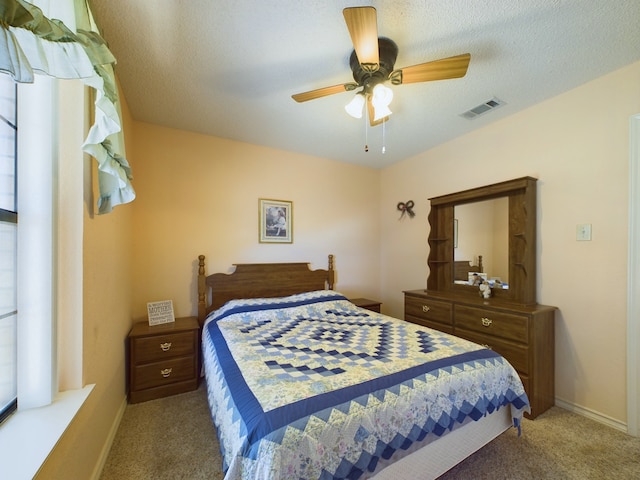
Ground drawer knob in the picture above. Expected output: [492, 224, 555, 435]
[481, 317, 493, 327]
[160, 368, 172, 378]
[160, 342, 172, 352]
[422, 305, 430, 313]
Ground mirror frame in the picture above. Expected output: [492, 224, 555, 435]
[426, 177, 537, 305]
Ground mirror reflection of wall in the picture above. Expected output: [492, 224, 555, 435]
[454, 197, 509, 283]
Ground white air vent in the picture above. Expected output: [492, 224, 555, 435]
[460, 97, 505, 119]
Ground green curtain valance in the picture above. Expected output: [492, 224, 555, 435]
[0, 0, 135, 214]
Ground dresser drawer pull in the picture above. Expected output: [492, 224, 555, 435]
[422, 305, 430, 313]
[481, 317, 493, 327]
[160, 368, 173, 378]
[160, 342, 172, 352]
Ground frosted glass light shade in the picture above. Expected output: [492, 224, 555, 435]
[371, 84, 393, 121]
[373, 103, 392, 121]
[372, 84, 393, 107]
[345, 93, 365, 118]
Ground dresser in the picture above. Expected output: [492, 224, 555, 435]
[128, 316, 200, 403]
[405, 290, 555, 418]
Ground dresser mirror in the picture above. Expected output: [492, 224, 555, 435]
[454, 197, 509, 287]
[427, 177, 537, 305]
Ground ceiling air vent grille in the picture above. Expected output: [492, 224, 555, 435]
[460, 97, 505, 119]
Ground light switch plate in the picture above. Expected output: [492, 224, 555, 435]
[576, 224, 592, 241]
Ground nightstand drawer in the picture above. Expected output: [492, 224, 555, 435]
[405, 295, 452, 326]
[133, 331, 196, 363]
[132, 356, 196, 391]
[455, 305, 528, 344]
[455, 328, 529, 374]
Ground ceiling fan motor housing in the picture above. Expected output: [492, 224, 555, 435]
[350, 37, 398, 94]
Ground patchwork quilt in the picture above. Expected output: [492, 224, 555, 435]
[202, 290, 529, 480]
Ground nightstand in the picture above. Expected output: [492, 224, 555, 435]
[349, 297, 382, 313]
[128, 316, 200, 403]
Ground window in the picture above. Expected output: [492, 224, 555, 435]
[0, 76, 91, 479]
[0, 74, 17, 424]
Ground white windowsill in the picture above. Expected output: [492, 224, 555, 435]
[0, 384, 95, 479]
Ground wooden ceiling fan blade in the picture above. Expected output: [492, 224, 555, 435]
[343, 6, 379, 72]
[292, 83, 358, 103]
[392, 53, 471, 85]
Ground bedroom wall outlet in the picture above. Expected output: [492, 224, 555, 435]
[576, 224, 592, 241]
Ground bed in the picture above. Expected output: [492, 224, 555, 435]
[453, 257, 483, 284]
[197, 254, 529, 479]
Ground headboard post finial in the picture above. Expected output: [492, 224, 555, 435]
[328, 254, 335, 290]
[198, 255, 207, 326]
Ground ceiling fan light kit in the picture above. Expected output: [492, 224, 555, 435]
[373, 104, 392, 122]
[345, 93, 366, 119]
[292, 6, 471, 128]
[371, 86, 393, 121]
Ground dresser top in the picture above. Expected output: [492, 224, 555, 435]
[404, 289, 557, 314]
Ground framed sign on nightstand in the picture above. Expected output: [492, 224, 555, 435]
[146, 300, 175, 326]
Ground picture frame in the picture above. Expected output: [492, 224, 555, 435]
[259, 198, 293, 243]
[147, 300, 175, 326]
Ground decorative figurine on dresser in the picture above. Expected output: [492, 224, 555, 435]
[404, 177, 557, 419]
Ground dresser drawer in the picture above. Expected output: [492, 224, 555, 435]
[405, 295, 452, 326]
[133, 331, 196, 363]
[132, 356, 196, 391]
[455, 328, 529, 374]
[455, 305, 528, 344]
[406, 315, 455, 334]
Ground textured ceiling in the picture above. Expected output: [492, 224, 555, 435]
[90, 1, 640, 169]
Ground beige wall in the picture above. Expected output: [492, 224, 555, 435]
[380, 61, 640, 423]
[129, 124, 382, 321]
[36, 86, 135, 479]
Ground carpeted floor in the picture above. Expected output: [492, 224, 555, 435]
[100, 383, 640, 479]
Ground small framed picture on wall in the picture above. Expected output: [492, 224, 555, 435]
[259, 198, 293, 243]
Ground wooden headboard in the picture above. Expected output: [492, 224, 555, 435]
[454, 255, 483, 281]
[197, 254, 335, 326]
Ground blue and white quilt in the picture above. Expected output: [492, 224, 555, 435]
[202, 290, 529, 480]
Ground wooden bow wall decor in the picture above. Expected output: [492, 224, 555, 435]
[397, 200, 415, 219]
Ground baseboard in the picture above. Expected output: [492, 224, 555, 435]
[554, 398, 628, 433]
[90, 394, 128, 480]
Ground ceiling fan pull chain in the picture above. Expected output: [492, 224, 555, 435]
[382, 118, 386, 154]
[364, 109, 369, 152]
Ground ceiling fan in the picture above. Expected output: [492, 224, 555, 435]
[292, 6, 471, 126]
